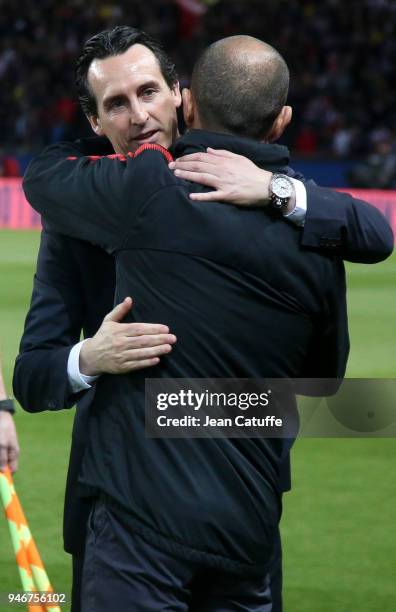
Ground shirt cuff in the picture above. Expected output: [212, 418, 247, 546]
[283, 178, 307, 226]
[67, 340, 99, 394]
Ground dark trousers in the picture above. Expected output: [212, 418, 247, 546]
[268, 528, 282, 612]
[71, 502, 283, 611]
[76, 497, 282, 612]
[73, 548, 282, 612]
[71, 554, 84, 612]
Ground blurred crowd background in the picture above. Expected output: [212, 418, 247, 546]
[1, 0, 396, 187]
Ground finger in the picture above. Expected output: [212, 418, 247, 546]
[9, 460, 18, 473]
[0, 445, 7, 471]
[104, 297, 133, 323]
[125, 333, 177, 349]
[206, 147, 243, 159]
[170, 152, 216, 165]
[174, 169, 219, 187]
[125, 357, 161, 371]
[172, 161, 216, 174]
[125, 344, 173, 361]
[124, 323, 170, 336]
[8, 447, 19, 473]
[189, 191, 227, 202]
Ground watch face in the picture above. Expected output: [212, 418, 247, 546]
[273, 176, 293, 199]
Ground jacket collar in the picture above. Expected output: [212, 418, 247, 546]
[172, 129, 290, 171]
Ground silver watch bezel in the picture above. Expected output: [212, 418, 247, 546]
[270, 174, 294, 210]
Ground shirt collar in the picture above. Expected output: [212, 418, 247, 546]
[171, 129, 290, 170]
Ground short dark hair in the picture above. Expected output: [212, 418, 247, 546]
[76, 26, 178, 116]
[191, 36, 289, 139]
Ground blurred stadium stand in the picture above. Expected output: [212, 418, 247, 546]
[1, 0, 396, 189]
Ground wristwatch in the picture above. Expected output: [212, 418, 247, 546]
[269, 174, 294, 211]
[0, 398, 15, 414]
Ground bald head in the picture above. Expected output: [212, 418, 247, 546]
[191, 35, 289, 139]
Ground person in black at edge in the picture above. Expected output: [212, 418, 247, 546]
[20, 31, 392, 612]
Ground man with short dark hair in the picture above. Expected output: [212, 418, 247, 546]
[23, 33, 392, 610]
[76, 27, 179, 117]
[75, 27, 181, 154]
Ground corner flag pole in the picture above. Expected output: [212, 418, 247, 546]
[0, 467, 61, 612]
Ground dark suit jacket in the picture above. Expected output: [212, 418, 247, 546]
[13, 227, 115, 553]
[14, 133, 393, 557]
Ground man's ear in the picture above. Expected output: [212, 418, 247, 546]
[266, 106, 292, 143]
[172, 81, 182, 108]
[182, 88, 195, 128]
[87, 114, 104, 136]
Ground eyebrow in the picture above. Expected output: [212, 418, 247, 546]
[136, 80, 160, 94]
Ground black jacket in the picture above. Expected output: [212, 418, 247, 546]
[15, 131, 393, 561]
[21, 130, 350, 574]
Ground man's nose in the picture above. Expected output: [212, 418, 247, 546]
[130, 101, 149, 126]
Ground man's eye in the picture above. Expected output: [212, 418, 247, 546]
[109, 99, 124, 109]
[142, 89, 156, 98]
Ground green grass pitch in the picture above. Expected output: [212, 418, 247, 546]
[0, 229, 395, 611]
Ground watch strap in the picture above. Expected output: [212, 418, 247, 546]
[0, 398, 15, 414]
